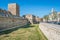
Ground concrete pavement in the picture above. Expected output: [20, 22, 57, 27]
[39, 22, 60, 40]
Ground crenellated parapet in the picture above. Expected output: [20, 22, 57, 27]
[0, 9, 12, 17]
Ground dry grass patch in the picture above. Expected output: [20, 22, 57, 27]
[0, 24, 47, 40]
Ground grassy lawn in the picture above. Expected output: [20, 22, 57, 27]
[0, 24, 47, 40]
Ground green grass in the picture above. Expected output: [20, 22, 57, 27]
[0, 24, 48, 40]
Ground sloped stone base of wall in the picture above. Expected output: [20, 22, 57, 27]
[0, 17, 28, 31]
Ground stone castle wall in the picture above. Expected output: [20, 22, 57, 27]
[0, 17, 28, 31]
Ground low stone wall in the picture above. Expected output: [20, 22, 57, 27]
[0, 17, 28, 31]
[39, 23, 60, 40]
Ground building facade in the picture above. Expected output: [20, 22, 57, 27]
[23, 14, 41, 24]
[57, 12, 60, 22]
[24, 14, 36, 24]
[35, 16, 40, 23]
[48, 8, 57, 22]
[8, 3, 20, 17]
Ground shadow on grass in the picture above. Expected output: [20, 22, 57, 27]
[0, 24, 34, 35]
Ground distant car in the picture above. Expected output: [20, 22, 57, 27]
[53, 22, 57, 24]
[47, 22, 52, 23]
[57, 22, 60, 25]
[50, 22, 55, 24]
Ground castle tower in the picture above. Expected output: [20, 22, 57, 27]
[8, 3, 20, 17]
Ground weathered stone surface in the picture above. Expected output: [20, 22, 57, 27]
[8, 3, 20, 17]
[0, 17, 28, 31]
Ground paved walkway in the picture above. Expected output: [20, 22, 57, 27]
[39, 23, 60, 40]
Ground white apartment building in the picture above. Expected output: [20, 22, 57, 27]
[57, 12, 60, 22]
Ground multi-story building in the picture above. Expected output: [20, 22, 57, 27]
[8, 3, 20, 17]
[57, 12, 60, 22]
[35, 16, 40, 23]
[48, 8, 57, 22]
[24, 14, 36, 24]
[23, 14, 41, 24]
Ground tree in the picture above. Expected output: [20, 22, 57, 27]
[22, 15, 25, 18]
[43, 15, 49, 22]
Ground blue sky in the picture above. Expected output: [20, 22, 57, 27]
[0, 0, 60, 18]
